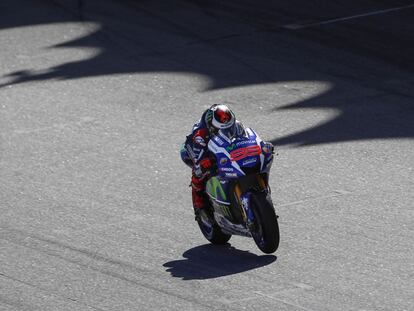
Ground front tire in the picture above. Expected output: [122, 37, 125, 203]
[251, 192, 279, 253]
[197, 213, 231, 245]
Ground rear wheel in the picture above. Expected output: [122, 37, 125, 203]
[197, 211, 231, 245]
[250, 192, 279, 253]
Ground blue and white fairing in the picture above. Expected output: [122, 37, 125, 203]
[208, 127, 273, 179]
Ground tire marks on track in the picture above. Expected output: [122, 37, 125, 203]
[0, 227, 236, 310]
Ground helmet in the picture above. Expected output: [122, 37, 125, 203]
[211, 104, 235, 129]
[206, 104, 239, 139]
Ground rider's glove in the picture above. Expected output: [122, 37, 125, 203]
[194, 157, 215, 178]
[194, 163, 203, 177]
[193, 128, 209, 147]
[199, 157, 213, 171]
[262, 142, 274, 155]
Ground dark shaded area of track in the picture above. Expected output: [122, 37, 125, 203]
[1, 0, 413, 146]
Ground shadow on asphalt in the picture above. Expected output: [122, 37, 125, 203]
[163, 244, 276, 280]
[1, 0, 414, 146]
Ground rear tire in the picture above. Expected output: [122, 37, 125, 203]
[197, 214, 231, 245]
[251, 192, 279, 253]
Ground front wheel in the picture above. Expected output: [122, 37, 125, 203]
[250, 192, 279, 253]
[197, 212, 231, 245]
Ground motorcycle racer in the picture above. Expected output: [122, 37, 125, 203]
[180, 104, 274, 221]
[180, 104, 241, 219]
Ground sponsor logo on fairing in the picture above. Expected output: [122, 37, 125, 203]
[218, 204, 231, 218]
[220, 157, 228, 165]
[225, 140, 256, 151]
[206, 177, 227, 201]
[220, 167, 234, 172]
[242, 158, 257, 166]
[235, 140, 256, 146]
[214, 136, 224, 145]
[226, 143, 236, 152]
[225, 173, 238, 178]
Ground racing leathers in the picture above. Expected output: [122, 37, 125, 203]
[180, 109, 215, 212]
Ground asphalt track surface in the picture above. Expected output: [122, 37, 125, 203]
[1, 1, 413, 310]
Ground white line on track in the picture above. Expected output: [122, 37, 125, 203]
[278, 190, 352, 207]
[254, 291, 317, 311]
[283, 4, 414, 30]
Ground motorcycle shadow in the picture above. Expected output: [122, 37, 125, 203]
[163, 243, 276, 280]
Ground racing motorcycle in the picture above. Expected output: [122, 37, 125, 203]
[198, 127, 279, 254]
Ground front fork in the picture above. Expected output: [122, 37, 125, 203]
[234, 175, 268, 230]
[240, 193, 255, 229]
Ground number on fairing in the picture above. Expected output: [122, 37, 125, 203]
[230, 145, 261, 161]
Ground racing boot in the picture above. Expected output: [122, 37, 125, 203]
[192, 190, 209, 221]
[191, 176, 210, 221]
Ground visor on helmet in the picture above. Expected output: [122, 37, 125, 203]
[211, 105, 235, 130]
